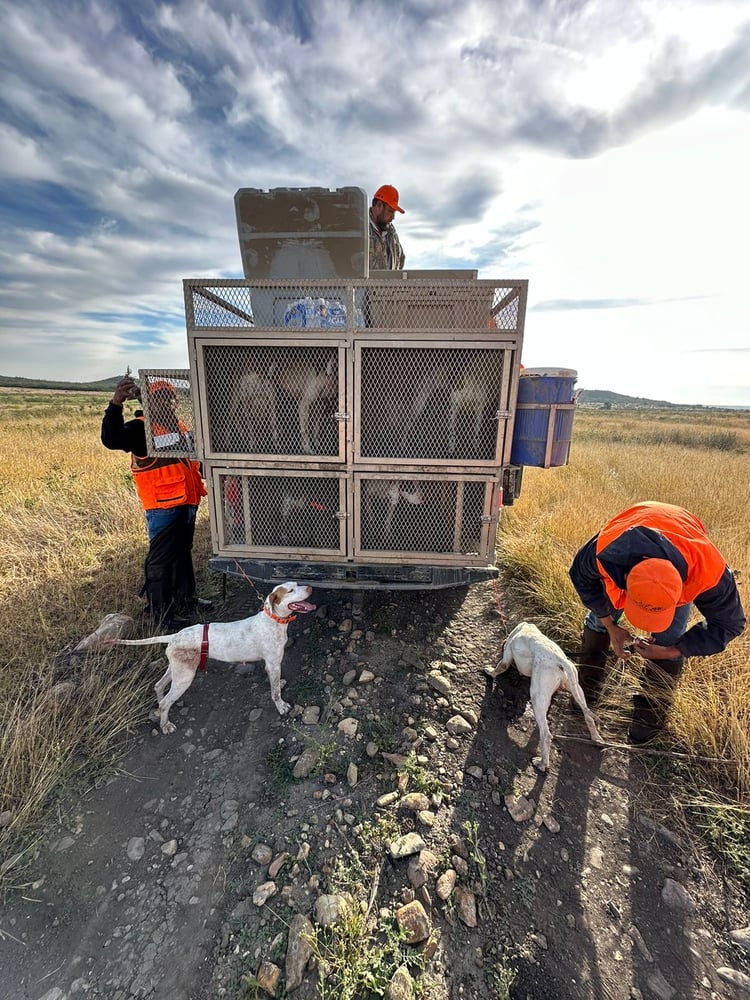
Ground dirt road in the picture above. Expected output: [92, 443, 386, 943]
[2, 582, 749, 999]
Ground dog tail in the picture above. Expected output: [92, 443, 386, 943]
[559, 654, 586, 698]
[114, 636, 175, 647]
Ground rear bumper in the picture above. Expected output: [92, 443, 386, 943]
[209, 556, 499, 591]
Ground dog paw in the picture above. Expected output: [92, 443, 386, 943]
[161, 721, 177, 735]
[532, 756, 549, 773]
[276, 700, 292, 716]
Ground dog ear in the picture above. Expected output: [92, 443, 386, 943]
[269, 585, 289, 607]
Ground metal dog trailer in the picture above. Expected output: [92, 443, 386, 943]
[137, 187, 568, 591]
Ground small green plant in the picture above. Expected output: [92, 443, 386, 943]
[403, 752, 442, 796]
[358, 814, 402, 858]
[692, 800, 750, 893]
[238, 974, 264, 999]
[487, 957, 517, 999]
[358, 717, 401, 755]
[264, 745, 295, 797]
[309, 857, 424, 1000]
[463, 819, 487, 892]
[290, 724, 340, 776]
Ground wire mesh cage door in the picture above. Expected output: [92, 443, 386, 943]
[210, 467, 347, 558]
[354, 343, 514, 465]
[138, 369, 198, 458]
[354, 473, 500, 564]
[192, 339, 347, 461]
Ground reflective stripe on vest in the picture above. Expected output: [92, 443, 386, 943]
[130, 417, 205, 511]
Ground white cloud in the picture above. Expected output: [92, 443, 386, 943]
[0, 0, 748, 403]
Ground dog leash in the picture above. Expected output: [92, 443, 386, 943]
[491, 578, 509, 636]
[230, 559, 297, 623]
[232, 559, 264, 606]
[552, 732, 736, 767]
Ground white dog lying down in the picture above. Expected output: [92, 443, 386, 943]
[114, 582, 315, 734]
[486, 621, 604, 771]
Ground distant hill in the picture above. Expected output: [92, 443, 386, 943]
[577, 388, 682, 408]
[0, 374, 707, 409]
[0, 374, 121, 392]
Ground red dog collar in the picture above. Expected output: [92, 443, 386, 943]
[198, 622, 209, 671]
[263, 607, 297, 625]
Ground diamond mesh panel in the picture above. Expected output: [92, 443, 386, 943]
[201, 343, 341, 457]
[187, 281, 352, 329]
[189, 285, 255, 327]
[219, 472, 343, 552]
[185, 279, 526, 333]
[490, 286, 521, 331]
[358, 476, 490, 555]
[138, 369, 197, 458]
[359, 347, 505, 461]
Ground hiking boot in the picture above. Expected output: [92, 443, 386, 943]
[628, 657, 684, 744]
[577, 626, 610, 705]
[178, 596, 213, 613]
[629, 695, 665, 744]
[158, 614, 193, 632]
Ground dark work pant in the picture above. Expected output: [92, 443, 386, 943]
[142, 505, 197, 618]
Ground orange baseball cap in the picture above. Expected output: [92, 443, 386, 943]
[623, 559, 683, 633]
[147, 379, 177, 396]
[373, 184, 405, 213]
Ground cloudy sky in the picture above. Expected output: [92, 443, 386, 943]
[1, 0, 748, 405]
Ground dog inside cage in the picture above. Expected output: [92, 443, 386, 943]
[359, 478, 487, 554]
[221, 474, 340, 551]
[205, 345, 339, 457]
[359, 348, 504, 461]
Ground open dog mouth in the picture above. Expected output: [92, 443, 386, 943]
[289, 600, 316, 613]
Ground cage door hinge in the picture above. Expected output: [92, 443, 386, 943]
[335, 510, 349, 520]
[334, 411, 351, 421]
[495, 410, 513, 420]
[479, 515, 495, 523]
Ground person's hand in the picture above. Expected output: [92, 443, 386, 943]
[112, 375, 137, 406]
[627, 639, 682, 660]
[604, 621, 638, 658]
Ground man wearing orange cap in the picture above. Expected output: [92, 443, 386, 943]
[369, 184, 405, 271]
[570, 501, 745, 743]
[102, 373, 209, 630]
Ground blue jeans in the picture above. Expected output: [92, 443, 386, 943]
[145, 504, 197, 542]
[584, 604, 692, 647]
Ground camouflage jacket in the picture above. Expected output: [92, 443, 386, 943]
[369, 219, 405, 270]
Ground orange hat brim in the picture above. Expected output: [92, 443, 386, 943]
[623, 597, 675, 634]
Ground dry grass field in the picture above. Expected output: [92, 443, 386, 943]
[0, 392, 748, 889]
[0, 390, 213, 882]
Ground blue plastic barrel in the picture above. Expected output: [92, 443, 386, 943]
[510, 367, 577, 468]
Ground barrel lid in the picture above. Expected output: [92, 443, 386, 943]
[520, 367, 577, 378]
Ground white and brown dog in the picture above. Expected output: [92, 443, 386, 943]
[486, 621, 604, 771]
[114, 582, 315, 734]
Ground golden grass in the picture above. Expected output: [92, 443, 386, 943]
[0, 390, 213, 886]
[498, 407, 750, 799]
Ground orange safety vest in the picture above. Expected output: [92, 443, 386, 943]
[130, 417, 206, 511]
[595, 502, 727, 611]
